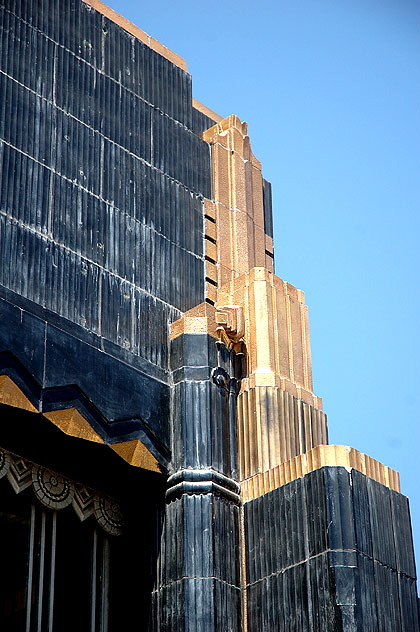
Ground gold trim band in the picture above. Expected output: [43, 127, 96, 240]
[241, 444, 400, 502]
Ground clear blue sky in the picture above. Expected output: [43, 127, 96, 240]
[109, 0, 420, 567]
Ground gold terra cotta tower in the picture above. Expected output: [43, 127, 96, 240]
[172, 112, 399, 498]
[169, 110, 411, 630]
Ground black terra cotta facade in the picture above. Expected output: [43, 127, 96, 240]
[0, 1, 419, 630]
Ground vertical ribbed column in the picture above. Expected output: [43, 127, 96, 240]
[244, 466, 420, 631]
[152, 330, 243, 631]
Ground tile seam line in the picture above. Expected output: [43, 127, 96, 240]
[82, 0, 187, 71]
[245, 548, 416, 588]
[0, 209, 191, 315]
[2, 7, 195, 130]
[212, 199, 269, 228]
[0, 70, 209, 200]
[172, 366, 214, 370]
[151, 577, 241, 592]
[0, 137, 206, 262]
[172, 382, 217, 387]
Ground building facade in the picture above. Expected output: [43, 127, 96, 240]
[0, 0, 418, 629]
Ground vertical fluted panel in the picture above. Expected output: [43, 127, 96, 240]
[158, 494, 240, 587]
[154, 494, 241, 631]
[237, 387, 328, 479]
[191, 106, 218, 137]
[0, 0, 211, 373]
[244, 467, 420, 631]
[153, 334, 242, 630]
[218, 269, 326, 482]
[170, 335, 239, 477]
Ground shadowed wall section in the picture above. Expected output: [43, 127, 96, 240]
[153, 321, 243, 631]
[0, 0, 213, 462]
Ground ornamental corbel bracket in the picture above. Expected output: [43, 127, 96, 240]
[215, 305, 245, 349]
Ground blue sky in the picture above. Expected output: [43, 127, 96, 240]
[109, 0, 420, 565]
